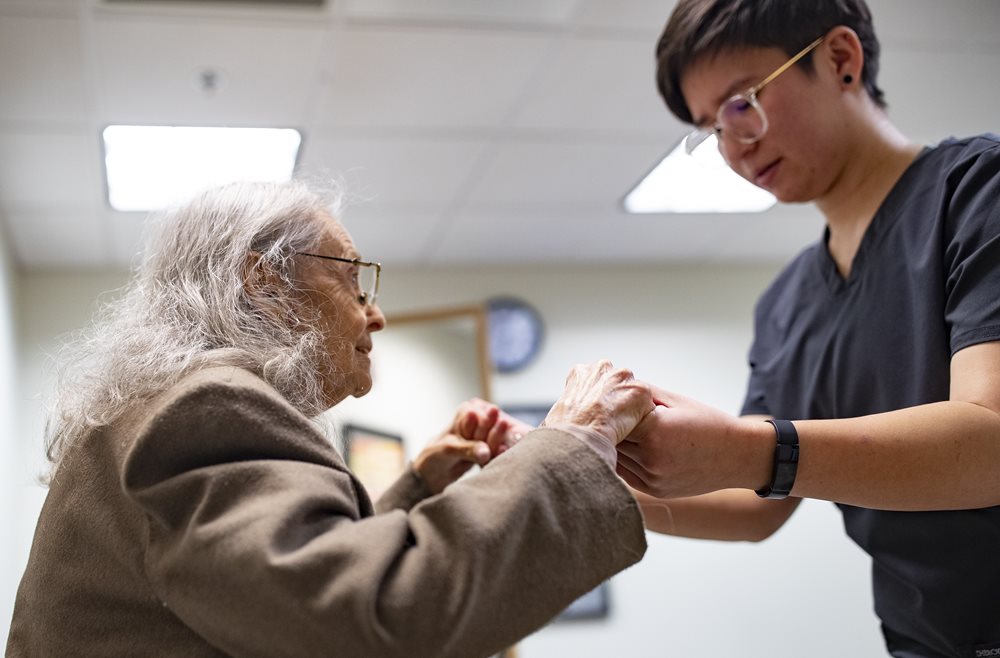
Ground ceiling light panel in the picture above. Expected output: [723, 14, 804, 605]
[624, 136, 776, 214]
[102, 125, 301, 212]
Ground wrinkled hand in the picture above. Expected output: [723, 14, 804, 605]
[412, 398, 534, 494]
[412, 432, 490, 495]
[452, 398, 534, 457]
[616, 385, 766, 498]
[544, 360, 654, 445]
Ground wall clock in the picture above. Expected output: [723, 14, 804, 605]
[486, 297, 544, 373]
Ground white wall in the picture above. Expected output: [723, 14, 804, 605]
[9, 265, 885, 657]
[0, 223, 18, 646]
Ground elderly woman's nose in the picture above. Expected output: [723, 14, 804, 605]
[367, 303, 386, 332]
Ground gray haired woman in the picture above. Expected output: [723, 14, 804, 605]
[7, 180, 652, 658]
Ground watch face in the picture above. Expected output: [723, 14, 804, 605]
[486, 297, 543, 373]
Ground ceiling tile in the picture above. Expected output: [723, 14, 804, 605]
[428, 206, 725, 265]
[3, 205, 109, 267]
[337, 0, 582, 26]
[0, 0, 80, 14]
[705, 205, 826, 264]
[881, 50, 1000, 143]
[573, 0, 676, 37]
[512, 35, 678, 136]
[92, 16, 326, 125]
[106, 207, 148, 266]
[431, 203, 824, 265]
[0, 14, 91, 124]
[314, 27, 553, 129]
[0, 131, 104, 206]
[298, 132, 490, 206]
[336, 205, 444, 265]
[871, 0, 1000, 48]
[464, 139, 668, 205]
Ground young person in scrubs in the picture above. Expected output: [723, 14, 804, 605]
[619, 1, 1000, 655]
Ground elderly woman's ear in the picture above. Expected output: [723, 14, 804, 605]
[242, 251, 292, 318]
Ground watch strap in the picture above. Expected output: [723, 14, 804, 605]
[755, 419, 799, 500]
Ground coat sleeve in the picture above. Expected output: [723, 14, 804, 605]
[375, 467, 432, 514]
[123, 377, 646, 658]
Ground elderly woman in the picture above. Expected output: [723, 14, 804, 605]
[7, 181, 651, 658]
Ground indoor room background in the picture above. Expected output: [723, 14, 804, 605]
[2, 0, 999, 656]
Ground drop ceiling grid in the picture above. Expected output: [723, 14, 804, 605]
[298, 133, 493, 208]
[335, 0, 584, 28]
[312, 25, 557, 131]
[507, 34, 678, 137]
[0, 14, 91, 126]
[1, 0, 998, 271]
[879, 50, 1000, 144]
[90, 17, 328, 126]
[571, 0, 677, 38]
[389, 25, 676, 264]
[1, 9, 111, 264]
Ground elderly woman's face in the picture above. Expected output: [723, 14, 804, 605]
[297, 213, 386, 407]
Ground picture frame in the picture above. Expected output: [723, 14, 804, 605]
[555, 582, 610, 622]
[503, 404, 612, 623]
[502, 404, 552, 429]
[341, 424, 407, 501]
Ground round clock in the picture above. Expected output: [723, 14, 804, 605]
[486, 297, 544, 373]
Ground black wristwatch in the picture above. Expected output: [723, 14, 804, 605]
[755, 419, 799, 499]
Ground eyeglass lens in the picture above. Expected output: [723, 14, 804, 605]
[684, 96, 765, 155]
[719, 95, 766, 142]
[356, 263, 378, 304]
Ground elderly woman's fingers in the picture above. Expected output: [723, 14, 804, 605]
[437, 433, 490, 462]
[453, 401, 499, 442]
[458, 410, 478, 439]
[458, 438, 492, 466]
[472, 406, 497, 443]
[544, 361, 653, 445]
[413, 434, 492, 494]
[485, 418, 511, 456]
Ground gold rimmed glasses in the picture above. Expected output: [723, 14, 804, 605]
[685, 36, 825, 155]
[296, 253, 381, 307]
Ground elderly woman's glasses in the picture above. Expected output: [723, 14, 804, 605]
[296, 253, 381, 307]
[684, 36, 824, 155]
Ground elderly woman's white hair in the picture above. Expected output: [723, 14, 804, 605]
[45, 180, 347, 475]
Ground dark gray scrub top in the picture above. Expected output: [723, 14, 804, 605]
[741, 135, 1000, 657]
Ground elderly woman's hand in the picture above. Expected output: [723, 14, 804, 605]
[544, 360, 653, 446]
[452, 398, 534, 456]
[412, 399, 535, 494]
[411, 432, 491, 495]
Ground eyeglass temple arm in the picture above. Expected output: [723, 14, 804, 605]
[748, 36, 825, 95]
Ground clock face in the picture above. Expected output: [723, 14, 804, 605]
[486, 297, 543, 373]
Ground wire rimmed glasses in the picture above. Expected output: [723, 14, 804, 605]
[684, 36, 825, 155]
[296, 252, 381, 307]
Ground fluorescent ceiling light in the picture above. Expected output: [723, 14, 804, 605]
[623, 135, 776, 214]
[103, 125, 302, 212]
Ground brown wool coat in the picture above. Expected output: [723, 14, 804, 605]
[7, 367, 646, 658]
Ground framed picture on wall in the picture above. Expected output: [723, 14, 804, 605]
[503, 404, 612, 623]
[502, 404, 552, 430]
[555, 582, 610, 622]
[342, 424, 406, 501]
